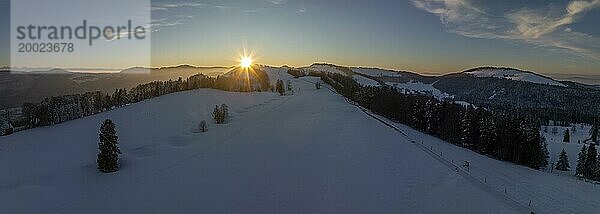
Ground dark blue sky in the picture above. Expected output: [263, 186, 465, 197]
[2, 0, 600, 75]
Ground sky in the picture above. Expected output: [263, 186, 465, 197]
[1, 0, 600, 75]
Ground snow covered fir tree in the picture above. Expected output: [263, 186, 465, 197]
[555, 149, 570, 171]
[576, 144, 600, 181]
[563, 129, 570, 143]
[276, 79, 285, 96]
[590, 122, 598, 143]
[0, 109, 13, 136]
[97, 119, 121, 173]
[575, 145, 588, 177]
[212, 104, 230, 124]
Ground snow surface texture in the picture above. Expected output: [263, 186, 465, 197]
[386, 81, 453, 100]
[353, 75, 380, 87]
[465, 68, 566, 87]
[351, 67, 402, 77]
[261, 66, 290, 86]
[0, 76, 522, 213]
[301, 64, 348, 75]
[366, 114, 600, 214]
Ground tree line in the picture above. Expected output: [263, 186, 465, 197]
[12, 70, 271, 132]
[320, 73, 549, 170]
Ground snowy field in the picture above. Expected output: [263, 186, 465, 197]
[365, 114, 600, 214]
[0, 76, 526, 213]
[300, 64, 349, 75]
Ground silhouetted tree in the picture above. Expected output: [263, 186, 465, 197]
[563, 129, 570, 143]
[584, 144, 598, 179]
[591, 122, 598, 143]
[221, 104, 229, 123]
[555, 149, 570, 171]
[276, 80, 285, 95]
[97, 119, 121, 173]
[576, 145, 587, 177]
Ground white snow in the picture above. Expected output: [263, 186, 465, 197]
[301, 64, 349, 75]
[260, 65, 294, 85]
[386, 81, 453, 100]
[453, 101, 473, 107]
[465, 68, 566, 87]
[351, 67, 402, 77]
[353, 75, 380, 86]
[0, 77, 522, 213]
[362, 113, 600, 214]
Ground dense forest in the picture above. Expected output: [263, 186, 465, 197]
[428, 73, 600, 125]
[319, 72, 549, 170]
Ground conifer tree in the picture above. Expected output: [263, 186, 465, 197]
[0, 110, 13, 136]
[591, 122, 598, 143]
[276, 80, 285, 95]
[555, 149, 570, 171]
[220, 104, 229, 123]
[213, 105, 222, 124]
[595, 159, 600, 181]
[563, 129, 570, 142]
[584, 144, 598, 179]
[97, 119, 121, 173]
[286, 80, 293, 92]
[576, 145, 588, 177]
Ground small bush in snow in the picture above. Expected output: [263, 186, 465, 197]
[199, 120, 208, 132]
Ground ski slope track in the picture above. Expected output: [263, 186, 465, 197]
[0, 75, 587, 213]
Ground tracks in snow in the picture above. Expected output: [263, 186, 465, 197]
[307, 77, 532, 213]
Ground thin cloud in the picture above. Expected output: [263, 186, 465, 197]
[243, 8, 264, 13]
[412, 0, 600, 60]
[266, 0, 288, 5]
[296, 6, 307, 13]
[152, 1, 205, 11]
[151, 15, 196, 31]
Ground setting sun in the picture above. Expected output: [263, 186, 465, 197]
[240, 56, 253, 68]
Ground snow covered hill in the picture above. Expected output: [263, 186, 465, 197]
[353, 75, 380, 86]
[1, 75, 525, 213]
[1, 67, 598, 213]
[386, 80, 453, 100]
[299, 63, 351, 76]
[464, 67, 566, 87]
